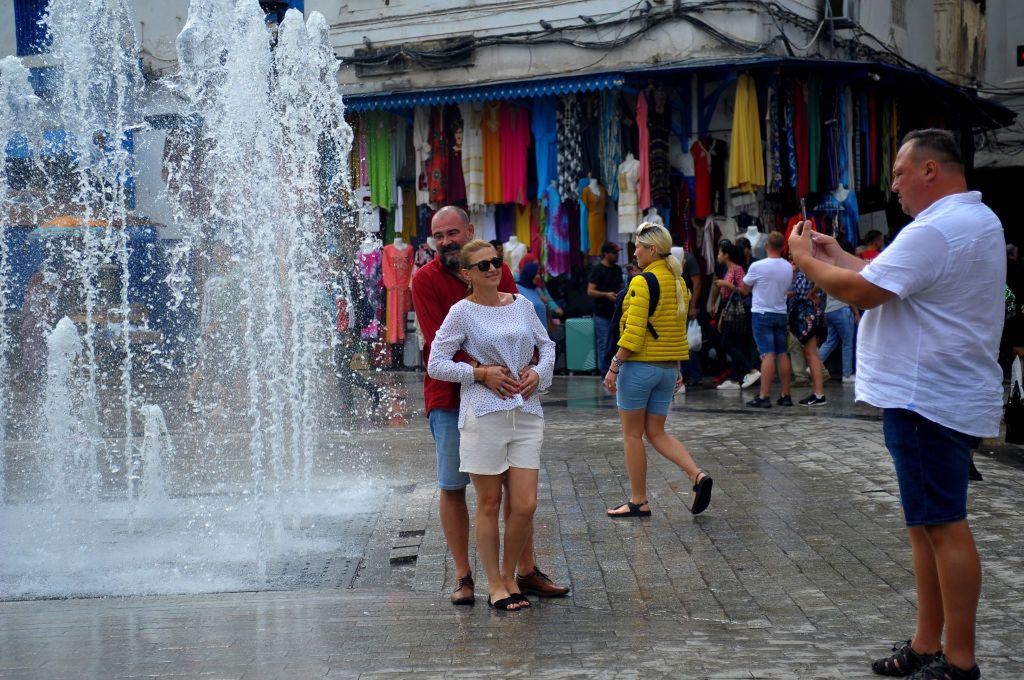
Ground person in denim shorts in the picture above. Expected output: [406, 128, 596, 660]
[740, 231, 794, 408]
[603, 223, 713, 518]
[789, 130, 1003, 680]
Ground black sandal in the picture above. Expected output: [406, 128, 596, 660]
[606, 500, 651, 518]
[509, 593, 531, 608]
[690, 472, 713, 515]
[871, 639, 940, 677]
[487, 596, 521, 611]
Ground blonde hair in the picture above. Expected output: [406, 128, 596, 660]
[635, 222, 688, 321]
[459, 239, 498, 294]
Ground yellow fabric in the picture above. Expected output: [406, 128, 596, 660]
[482, 102, 503, 204]
[515, 204, 531, 245]
[617, 258, 689, 362]
[727, 73, 765, 193]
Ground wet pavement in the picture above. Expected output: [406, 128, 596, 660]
[2, 373, 1023, 679]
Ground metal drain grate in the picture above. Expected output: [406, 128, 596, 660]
[265, 555, 362, 591]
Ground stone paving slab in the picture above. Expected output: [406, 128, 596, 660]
[1, 376, 1023, 679]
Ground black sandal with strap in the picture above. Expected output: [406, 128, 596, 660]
[690, 472, 713, 515]
[871, 639, 940, 677]
[606, 500, 651, 518]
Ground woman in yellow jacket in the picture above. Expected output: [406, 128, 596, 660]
[604, 223, 713, 517]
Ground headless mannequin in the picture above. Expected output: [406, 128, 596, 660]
[360, 235, 380, 253]
[503, 234, 527, 274]
[745, 225, 765, 253]
[393, 235, 407, 250]
[644, 207, 663, 226]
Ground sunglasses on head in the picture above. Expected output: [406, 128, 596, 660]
[466, 257, 503, 272]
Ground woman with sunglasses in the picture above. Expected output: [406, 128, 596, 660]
[427, 239, 556, 611]
[605, 223, 713, 518]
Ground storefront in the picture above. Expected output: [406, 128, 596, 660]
[336, 56, 1014, 367]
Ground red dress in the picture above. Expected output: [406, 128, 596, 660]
[382, 244, 415, 344]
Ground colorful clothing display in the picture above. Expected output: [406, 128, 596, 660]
[356, 247, 383, 340]
[636, 90, 651, 211]
[729, 74, 761, 196]
[599, 90, 621, 201]
[647, 89, 672, 206]
[617, 154, 640, 234]
[544, 183, 570, 277]
[367, 111, 393, 208]
[381, 243, 414, 344]
[459, 101, 485, 209]
[556, 93, 582, 202]
[500, 103, 530, 205]
[580, 182, 607, 257]
[482, 101, 503, 204]
[427, 107, 448, 204]
[531, 97, 559, 201]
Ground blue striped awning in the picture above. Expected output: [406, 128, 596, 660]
[343, 72, 625, 112]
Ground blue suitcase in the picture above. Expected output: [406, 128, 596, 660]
[565, 317, 597, 372]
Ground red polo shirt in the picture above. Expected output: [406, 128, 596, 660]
[412, 256, 518, 416]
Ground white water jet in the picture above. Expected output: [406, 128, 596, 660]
[0, 1, 367, 600]
[42, 317, 102, 503]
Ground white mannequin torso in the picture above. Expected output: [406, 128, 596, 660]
[503, 236, 526, 273]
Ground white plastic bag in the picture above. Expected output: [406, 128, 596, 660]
[687, 319, 702, 353]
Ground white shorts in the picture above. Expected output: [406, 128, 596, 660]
[459, 406, 543, 475]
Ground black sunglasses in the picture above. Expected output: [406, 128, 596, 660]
[466, 257, 503, 272]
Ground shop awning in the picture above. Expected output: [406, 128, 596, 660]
[343, 72, 626, 112]
[625, 55, 1015, 131]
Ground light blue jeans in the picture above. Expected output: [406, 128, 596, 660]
[819, 307, 855, 377]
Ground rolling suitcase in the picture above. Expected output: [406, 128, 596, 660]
[565, 317, 596, 372]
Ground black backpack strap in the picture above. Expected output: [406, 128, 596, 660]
[641, 272, 660, 339]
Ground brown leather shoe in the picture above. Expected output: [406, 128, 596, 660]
[515, 567, 569, 598]
[450, 574, 475, 605]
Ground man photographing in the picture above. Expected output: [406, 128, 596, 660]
[789, 129, 1003, 680]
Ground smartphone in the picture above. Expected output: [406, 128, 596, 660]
[800, 197, 808, 222]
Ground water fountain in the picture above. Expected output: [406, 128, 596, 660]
[0, 0, 378, 599]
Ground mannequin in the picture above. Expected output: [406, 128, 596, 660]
[745, 225, 765, 259]
[643, 207, 663, 226]
[503, 234, 527, 274]
[360, 234, 381, 253]
[383, 237, 414, 344]
[617, 153, 640, 235]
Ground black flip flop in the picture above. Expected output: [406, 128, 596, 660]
[690, 473, 713, 515]
[606, 500, 651, 518]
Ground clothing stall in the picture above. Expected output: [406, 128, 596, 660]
[340, 60, 1003, 367]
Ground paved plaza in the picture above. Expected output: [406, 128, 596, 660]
[2, 374, 1023, 679]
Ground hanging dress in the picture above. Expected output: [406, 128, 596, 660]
[381, 243, 414, 344]
[458, 101, 484, 209]
[636, 91, 652, 211]
[482, 101, 503, 204]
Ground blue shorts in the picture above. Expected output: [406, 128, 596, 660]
[883, 409, 980, 527]
[615, 361, 677, 416]
[428, 408, 469, 490]
[751, 312, 788, 356]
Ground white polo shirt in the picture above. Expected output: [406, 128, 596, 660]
[856, 191, 1005, 437]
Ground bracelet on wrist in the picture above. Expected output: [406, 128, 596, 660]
[610, 356, 624, 368]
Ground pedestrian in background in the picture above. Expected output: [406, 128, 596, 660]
[740, 231, 794, 408]
[604, 223, 712, 518]
[712, 241, 758, 391]
[587, 241, 624, 377]
[788, 268, 828, 406]
[790, 129, 1002, 680]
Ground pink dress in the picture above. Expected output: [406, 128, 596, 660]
[636, 92, 652, 212]
[500, 103, 530, 205]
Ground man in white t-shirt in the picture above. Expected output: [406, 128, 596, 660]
[789, 129, 1001, 680]
[740, 231, 794, 408]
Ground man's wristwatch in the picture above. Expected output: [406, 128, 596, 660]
[610, 356, 624, 369]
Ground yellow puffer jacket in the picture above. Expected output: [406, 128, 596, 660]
[617, 257, 689, 362]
